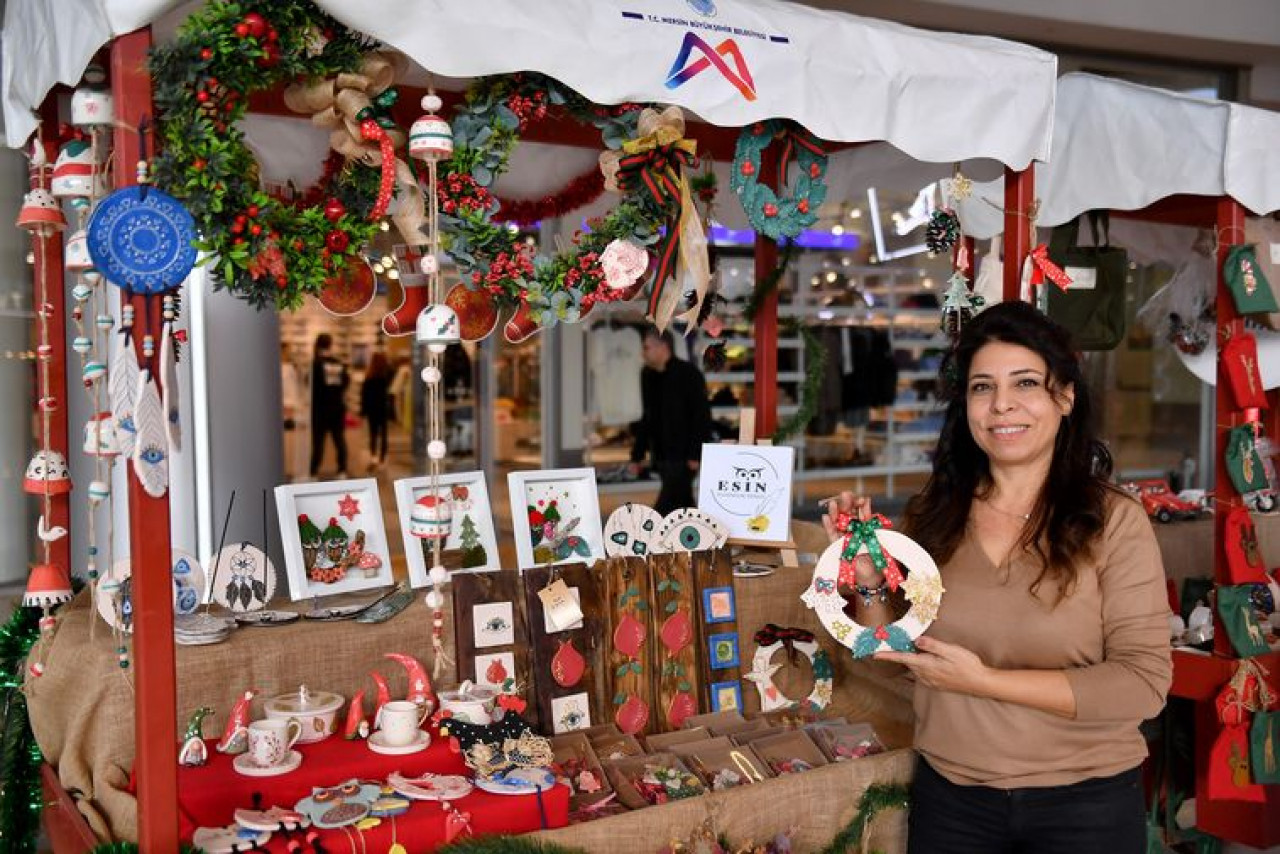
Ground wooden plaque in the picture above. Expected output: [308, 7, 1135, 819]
[648, 552, 704, 732]
[602, 556, 657, 737]
[449, 569, 537, 728]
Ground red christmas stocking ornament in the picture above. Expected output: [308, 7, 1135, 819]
[382, 244, 435, 336]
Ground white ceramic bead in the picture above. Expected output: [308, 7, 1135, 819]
[425, 590, 445, 609]
[421, 366, 442, 384]
[427, 440, 447, 460]
[422, 94, 443, 112]
[428, 565, 449, 587]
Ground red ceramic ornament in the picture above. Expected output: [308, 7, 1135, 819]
[659, 607, 692, 652]
[317, 259, 376, 316]
[503, 301, 541, 344]
[446, 283, 500, 342]
[342, 689, 367, 740]
[323, 198, 346, 223]
[667, 691, 697, 729]
[615, 694, 649, 734]
[551, 640, 585, 688]
[613, 613, 646, 658]
[486, 657, 509, 685]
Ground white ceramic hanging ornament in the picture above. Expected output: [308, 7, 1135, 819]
[160, 297, 181, 451]
[132, 369, 168, 498]
[109, 321, 140, 458]
[409, 94, 453, 162]
[71, 64, 114, 128]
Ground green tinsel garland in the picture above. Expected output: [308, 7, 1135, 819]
[0, 606, 42, 854]
[774, 321, 826, 442]
[742, 240, 796, 323]
[816, 783, 910, 854]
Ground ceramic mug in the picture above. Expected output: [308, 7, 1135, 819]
[439, 683, 496, 725]
[246, 718, 302, 768]
[377, 700, 428, 747]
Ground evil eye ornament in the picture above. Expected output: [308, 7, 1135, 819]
[603, 503, 665, 558]
[656, 508, 728, 553]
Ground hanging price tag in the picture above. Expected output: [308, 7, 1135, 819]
[539, 578, 584, 632]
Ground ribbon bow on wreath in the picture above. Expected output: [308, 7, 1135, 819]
[754, 623, 815, 667]
[1028, 244, 1074, 292]
[836, 513, 904, 593]
[600, 106, 709, 331]
[283, 53, 426, 244]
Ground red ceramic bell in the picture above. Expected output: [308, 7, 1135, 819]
[16, 188, 66, 235]
[23, 562, 72, 608]
[23, 450, 72, 495]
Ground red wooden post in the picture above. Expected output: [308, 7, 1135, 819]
[29, 126, 71, 575]
[1003, 167, 1035, 302]
[112, 28, 181, 852]
[752, 143, 779, 438]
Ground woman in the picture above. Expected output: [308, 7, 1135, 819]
[823, 301, 1171, 853]
[360, 350, 393, 471]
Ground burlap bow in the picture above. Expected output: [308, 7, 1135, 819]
[599, 106, 709, 331]
[283, 53, 425, 245]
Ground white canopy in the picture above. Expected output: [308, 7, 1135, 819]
[956, 73, 1280, 237]
[4, 0, 1057, 167]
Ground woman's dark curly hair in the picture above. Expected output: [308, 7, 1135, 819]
[902, 301, 1119, 602]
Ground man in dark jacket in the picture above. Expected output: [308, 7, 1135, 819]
[629, 329, 712, 514]
[309, 333, 349, 478]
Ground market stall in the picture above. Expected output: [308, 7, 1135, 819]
[2, 1, 1061, 851]
[951, 72, 1280, 848]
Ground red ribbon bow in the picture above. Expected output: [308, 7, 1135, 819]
[1028, 244, 1073, 292]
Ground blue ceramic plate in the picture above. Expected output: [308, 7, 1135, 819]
[87, 186, 197, 294]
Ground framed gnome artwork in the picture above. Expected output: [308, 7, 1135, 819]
[507, 469, 605, 571]
[393, 472, 501, 582]
[274, 479, 395, 601]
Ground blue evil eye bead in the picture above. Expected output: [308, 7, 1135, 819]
[72, 335, 93, 354]
[138, 444, 165, 466]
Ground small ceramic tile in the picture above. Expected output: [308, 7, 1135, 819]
[473, 601, 515, 648]
[551, 692, 592, 734]
[474, 651, 516, 688]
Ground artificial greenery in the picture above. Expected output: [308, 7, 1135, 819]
[149, 0, 383, 310]
[742, 240, 796, 323]
[774, 321, 826, 442]
[440, 74, 675, 330]
[816, 783, 910, 854]
[0, 606, 41, 854]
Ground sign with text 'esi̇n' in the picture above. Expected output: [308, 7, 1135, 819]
[697, 444, 794, 544]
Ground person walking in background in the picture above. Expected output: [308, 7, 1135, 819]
[361, 348, 393, 472]
[629, 328, 712, 515]
[310, 333, 349, 479]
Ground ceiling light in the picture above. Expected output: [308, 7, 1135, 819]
[831, 224, 844, 236]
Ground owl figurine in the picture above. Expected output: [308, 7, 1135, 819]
[294, 780, 381, 829]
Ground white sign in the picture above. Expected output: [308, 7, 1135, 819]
[697, 444, 794, 543]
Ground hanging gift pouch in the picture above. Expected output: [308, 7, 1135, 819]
[1224, 244, 1279, 315]
[1046, 212, 1128, 350]
[1244, 218, 1280, 329]
[1216, 585, 1271, 658]
[1251, 710, 1280, 784]
[1208, 723, 1266, 801]
[1225, 425, 1269, 496]
[1225, 508, 1268, 585]
[1222, 332, 1270, 410]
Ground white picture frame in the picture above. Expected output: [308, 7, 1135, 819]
[274, 478, 396, 601]
[393, 471, 501, 584]
[506, 468, 605, 571]
[697, 444, 795, 544]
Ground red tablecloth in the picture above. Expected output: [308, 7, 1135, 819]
[177, 730, 569, 852]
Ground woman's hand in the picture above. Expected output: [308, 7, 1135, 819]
[820, 492, 872, 542]
[875, 636, 993, 697]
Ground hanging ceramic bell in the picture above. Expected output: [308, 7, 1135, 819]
[83, 412, 120, 457]
[410, 495, 451, 540]
[71, 65, 114, 128]
[23, 450, 72, 495]
[23, 563, 73, 608]
[409, 94, 453, 162]
[64, 229, 94, 272]
[415, 304, 461, 354]
[16, 188, 66, 235]
[51, 140, 106, 200]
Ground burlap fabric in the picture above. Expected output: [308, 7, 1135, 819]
[26, 591, 451, 842]
[531, 748, 913, 853]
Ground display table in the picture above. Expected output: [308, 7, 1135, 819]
[175, 733, 568, 850]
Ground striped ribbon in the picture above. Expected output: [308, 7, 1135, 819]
[615, 142, 699, 320]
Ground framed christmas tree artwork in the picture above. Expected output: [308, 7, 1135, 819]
[393, 472, 501, 583]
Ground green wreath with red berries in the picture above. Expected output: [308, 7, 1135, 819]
[731, 119, 828, 241]
[150, 0, 388, 310]
[439, 74, 680, 330]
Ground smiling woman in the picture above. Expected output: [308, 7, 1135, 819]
[822, 301, 1171, 854]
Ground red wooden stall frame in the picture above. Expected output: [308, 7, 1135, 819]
[29, 26, 1046, 851]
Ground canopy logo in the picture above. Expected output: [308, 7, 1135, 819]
[665, 31, 756, 101]
[686, 0, 717, 16]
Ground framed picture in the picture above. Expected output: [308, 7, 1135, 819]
[274, 479, 395, 601]
[697, 445, 795, 544]
[473, 601, 516, 649]
[707, 632, 740, 670]
[507, 468, 605, 571]
[709, 681, 743, 713]
[702, 586, 736, 624]
[393, 471, 501, 583]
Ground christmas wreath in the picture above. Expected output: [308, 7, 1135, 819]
[731, 120, 828, 240]
[149, 0, 390, 310]
[801, 515, 945, 658]
[440, 75, 706, 333]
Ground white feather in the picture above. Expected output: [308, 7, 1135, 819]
[132, 369, 168, 498]
[109, 335, 140, 459]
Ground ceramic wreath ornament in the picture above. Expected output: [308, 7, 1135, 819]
[802, 513, 944, 658]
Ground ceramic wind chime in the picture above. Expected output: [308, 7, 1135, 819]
[86, 118, 197, 504]
[410, 93, 461, 680]
[16, 137, 74, 675]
